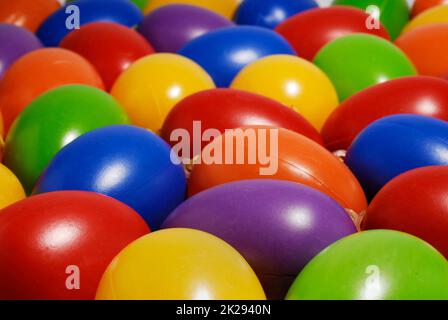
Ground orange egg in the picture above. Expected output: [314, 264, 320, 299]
[0, 0, 60, 32]
[396, 24, 448, 78]
[0, 48, 104, 133]
[188, 126, 367, 213]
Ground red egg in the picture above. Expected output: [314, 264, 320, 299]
[321, 76, 448, 151]
[0, 191, 150, 300]
[61, 22, 155, 91]
[161, 88, 322, 160]
[275, 6, 390, 61]
[412, 0, 448, 17]
[363, 166, 448, 258]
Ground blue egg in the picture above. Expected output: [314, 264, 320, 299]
[34, 125, 186, 230]
[37, 0, 143, 47]
[178, 26, 296, 87]
[234, 0, 318, 29]
[345, 115, 448, 198]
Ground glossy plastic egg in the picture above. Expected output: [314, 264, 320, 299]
[363, 166, 448, 259]
[144, 0, 240, 19]
[231, 55, 339, 130]
[189, 126, 367, 213]
[138, 4, 233, 53]
[0, 0, 60, 32]
[4, 85, 129, 193]
[0, 191, 149, 300]
[34, 125, 186, 230]
[404, 4, 448, 33]
[0, 24, 42, 79]
[345, 115, 448, 197]
[286, 230, 448, 300]
[61, 22, 154, 91]
[37, 0, 143, 46]
[0, 48, 104, 133]
[163, 180, 356, 299]
[332, 0, 410, 39]
[161, 88, 322, 160]
[314, 34, 417, 101]
[66, 0, 149, 10]
[111, 53, 215, 132]
[322, 76, 448, 151]
[396, 24, 448, 78]
[234, 0, 318, 29]
[178, 26, 296, 87]
[412, 0, 448, 17]
[276, 6, 390, 61]
[0, 163, 25, 210]
[96, 228, 266, 300]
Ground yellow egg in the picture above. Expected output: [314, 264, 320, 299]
[231, 55, 339, 131]
[144, 0, 240, 19]
[96, 228, 266, 300]
[111, 53, 215, 133]
[403, 5, 448, 34]
[0, 163, 26, 210]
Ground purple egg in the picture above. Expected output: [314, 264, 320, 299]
[162, 180, 357, 299]
[0, 24, 42, 79]
[137, 4, 234, 53]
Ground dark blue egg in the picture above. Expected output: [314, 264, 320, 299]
[234, 0, 318, 29]
[345, 115, 448, 197]
[34, 125, 186, 230]
[37, 0, 143, 47]
[178, 26, 296, 87]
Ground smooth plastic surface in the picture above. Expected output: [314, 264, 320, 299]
[286, 230, 448, 300]
[412, 0, 448, 17]
[178, 26, 296, 87]
[404, 5, 448, 33]
[111, 53, 215, 132]
[396, 24, 448, 78]
[61, 22, 155, 91]
[276, 6, 390, 61]
[363, 166, 448, 259]
[144, 0, 240, 19]
[234, 0, 318, 29]
[0, 48, 104, 133]
[138, 4, 233, 53]
[66, 0, 149, 10]
[332, 0, 410, 39]
[0, 163, 25, 210]
[161, 88, 322, 160]
[4, 85, 129, 193]
[34, 125, 187, 230]
[231, 55, 339, 130]
[0, 111, 3, 139]
[163, 180, 356, 299]
[0, 24, 42, 79]
[345, 115, 448, 197]
[37, 0, 143, 46]
[189, 127, 367, 213]
[314, 34, 417, 101]
[322, 76, 448, 151]
[95, 228, 266, 300]
[0, 0, 60, 32]
[0, 191, 150, 300]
